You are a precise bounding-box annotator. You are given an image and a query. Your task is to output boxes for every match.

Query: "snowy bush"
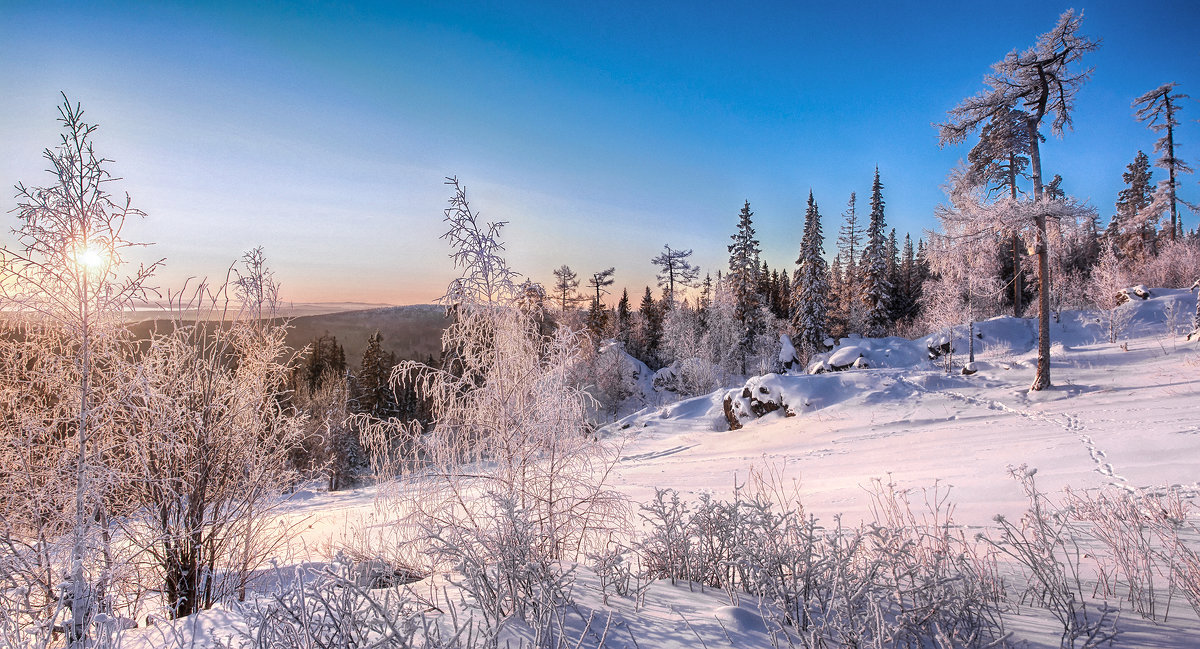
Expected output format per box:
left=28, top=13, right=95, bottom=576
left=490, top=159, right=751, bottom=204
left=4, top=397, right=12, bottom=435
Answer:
left=633, top=474, right=1009, bottom=648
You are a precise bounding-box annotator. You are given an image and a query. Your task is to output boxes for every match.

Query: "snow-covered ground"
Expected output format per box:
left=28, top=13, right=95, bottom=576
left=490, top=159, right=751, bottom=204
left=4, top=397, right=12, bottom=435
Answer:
left=613, top=289, right=1200, bottom=529
left=126, top=288, right=1200, bottom=648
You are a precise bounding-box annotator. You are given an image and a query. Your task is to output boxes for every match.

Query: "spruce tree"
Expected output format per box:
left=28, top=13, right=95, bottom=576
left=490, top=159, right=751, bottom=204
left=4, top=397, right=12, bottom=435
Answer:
left=727, top=201, right=762, bottom=372
left=356, top=330, right=395, bottom=418
left=616, top=288, right=632, bottom=345
left=862, top=167, right=893, bottom=337
left=885, top=228, right=902, bottom=321
left=638, top=286, right=664, bottom=368
left=1112, top=150, right=1156, bottom=258
left=790, top=191, right=829, bottom=358
left=898, top=233, right=921, bottom=322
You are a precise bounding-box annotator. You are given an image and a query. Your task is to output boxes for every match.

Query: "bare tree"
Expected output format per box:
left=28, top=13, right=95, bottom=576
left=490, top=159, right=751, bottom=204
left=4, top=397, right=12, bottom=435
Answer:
left=551, top=264, right=580, bottom=311
left=0, top=94, right=160, bottom=646
left=650, top=245, right=700, bottom=307
left=1134, top=83, right=1193, bottom=241
left=939, top=10, right=1099, bottom=390
left=587, top=267, right=616, bottom=308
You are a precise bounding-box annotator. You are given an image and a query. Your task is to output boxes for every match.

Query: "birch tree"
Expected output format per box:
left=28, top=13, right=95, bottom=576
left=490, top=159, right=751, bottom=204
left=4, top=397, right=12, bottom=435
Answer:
left=938, top=9, right=1099, bottom=390
left=0, top=95, right=160, bottom=646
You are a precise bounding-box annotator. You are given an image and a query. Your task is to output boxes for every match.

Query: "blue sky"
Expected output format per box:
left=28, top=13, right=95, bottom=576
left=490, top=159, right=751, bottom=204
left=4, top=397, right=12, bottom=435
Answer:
left=2, top=1, right=1198, bottom=304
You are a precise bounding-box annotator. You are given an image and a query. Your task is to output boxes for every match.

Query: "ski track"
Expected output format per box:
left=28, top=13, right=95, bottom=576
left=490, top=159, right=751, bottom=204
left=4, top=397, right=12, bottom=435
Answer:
left=892, top=374, right=1131, bottom=490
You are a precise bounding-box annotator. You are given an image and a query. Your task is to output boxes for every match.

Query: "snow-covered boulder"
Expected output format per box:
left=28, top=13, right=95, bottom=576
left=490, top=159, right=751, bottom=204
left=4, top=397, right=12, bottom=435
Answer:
left=1117, top=284, right=1152, bottom=305
left=723, top=374, right=797, bottom=430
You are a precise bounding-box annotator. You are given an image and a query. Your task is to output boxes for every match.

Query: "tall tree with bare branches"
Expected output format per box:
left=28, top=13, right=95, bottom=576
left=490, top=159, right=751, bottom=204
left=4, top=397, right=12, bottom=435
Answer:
left=938, top=9, right=1099, bottom=390
left=1134, top=83, right=1192, bottom=241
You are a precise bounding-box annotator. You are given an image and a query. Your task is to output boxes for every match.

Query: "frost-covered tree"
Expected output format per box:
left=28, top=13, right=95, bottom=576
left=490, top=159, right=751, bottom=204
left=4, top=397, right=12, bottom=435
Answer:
left=835, top=192, right=864, bottom=334
left=1086, top=246, right=1132, bottom=343
left=826, top=254, right=848, bottom=339
left=552, top=264, right=581, bottom=311
left=967, top=104, right=1033, bottom=316
left=365, top=181, right=624, bottom=628
left=926, top=195, right=1004, bottom=366
left=790, top=191, right=829, bottom=359
left=938, top=9, right=1099, bottom=390
left=122, top=255, right=306, bottom=619
left=861, top=167, right=893, bottom=337
left=0, top=95, right=160, bottom=646
left=651, top=244, right=700, bottom=307
left=1134, top=83, right=1192, bottom=241
left=728, top=200, right=763, bottom=373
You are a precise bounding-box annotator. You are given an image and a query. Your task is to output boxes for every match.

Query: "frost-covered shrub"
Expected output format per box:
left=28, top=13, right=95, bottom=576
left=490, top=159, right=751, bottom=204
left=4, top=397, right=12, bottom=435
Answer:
left=987, top=466, right=1118, bottom=648
left=240, top=558, right=491, bottom=649
left=634, top=476, right=1009, bottom=648
left=427, top=493, right=576, bottom=633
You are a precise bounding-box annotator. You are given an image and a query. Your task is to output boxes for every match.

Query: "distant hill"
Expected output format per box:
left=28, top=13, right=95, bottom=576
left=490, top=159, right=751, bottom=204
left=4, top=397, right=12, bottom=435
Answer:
left=286, top=304, right=449, bottom=364
left=123, top=304, right=450, bottom=367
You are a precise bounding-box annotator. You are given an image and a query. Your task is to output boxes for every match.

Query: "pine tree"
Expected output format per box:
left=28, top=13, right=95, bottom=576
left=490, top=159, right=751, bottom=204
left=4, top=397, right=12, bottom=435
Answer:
left=790, top=190, right=829, bottom=358
left=1134, top=83, right=1192, bottom=240
left=967, top=104, right=1034, bottom=317
left=861, top=167, right=893, bottom=337
left=727, top=201, right=762, bottom=372
left=586, top=267, right=615, bottom=338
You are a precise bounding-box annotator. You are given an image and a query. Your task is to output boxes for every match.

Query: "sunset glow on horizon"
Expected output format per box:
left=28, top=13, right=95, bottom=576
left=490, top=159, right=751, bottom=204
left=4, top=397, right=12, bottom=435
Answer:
left=3, top=1, right=1198, bottom=305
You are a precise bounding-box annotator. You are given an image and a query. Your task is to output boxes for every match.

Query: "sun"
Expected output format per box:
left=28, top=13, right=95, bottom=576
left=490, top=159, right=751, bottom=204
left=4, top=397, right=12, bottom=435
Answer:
left=72, top=244, right=109, bottom=272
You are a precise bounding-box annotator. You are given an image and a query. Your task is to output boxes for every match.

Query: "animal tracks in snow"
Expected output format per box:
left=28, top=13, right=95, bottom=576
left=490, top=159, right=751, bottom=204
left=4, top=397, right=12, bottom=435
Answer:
left=893, top=374, right=1129, bottom=489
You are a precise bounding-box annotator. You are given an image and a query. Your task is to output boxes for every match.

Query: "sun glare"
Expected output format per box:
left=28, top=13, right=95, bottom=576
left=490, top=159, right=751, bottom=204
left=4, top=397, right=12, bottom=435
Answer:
left=74, top=245, right=108, bottom=271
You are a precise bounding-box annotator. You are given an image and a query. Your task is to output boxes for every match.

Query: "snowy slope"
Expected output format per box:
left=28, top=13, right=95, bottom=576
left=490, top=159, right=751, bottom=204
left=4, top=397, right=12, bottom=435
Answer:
left=610, top=289, right=1200, bottom=529
left=122, top=289, right=1200, bottom=648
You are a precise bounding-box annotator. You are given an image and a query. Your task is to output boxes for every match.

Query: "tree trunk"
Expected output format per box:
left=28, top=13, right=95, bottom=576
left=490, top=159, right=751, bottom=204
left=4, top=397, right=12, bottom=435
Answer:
left=1028, top=117, right=1052, bottom=391
left=1167, top=113, right=1178, bottom=242
left=1009, top=162, right=1023, bottom=317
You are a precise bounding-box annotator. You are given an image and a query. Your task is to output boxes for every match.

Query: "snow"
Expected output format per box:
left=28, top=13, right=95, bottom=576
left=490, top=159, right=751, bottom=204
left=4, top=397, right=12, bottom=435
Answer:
left=123, top=289, right=1200, bottom=648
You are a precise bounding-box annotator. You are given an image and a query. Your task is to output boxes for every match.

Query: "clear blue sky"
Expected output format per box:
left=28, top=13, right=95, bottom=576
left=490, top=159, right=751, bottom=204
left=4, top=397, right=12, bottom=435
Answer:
left=2, top=1, right=1198, bottom=304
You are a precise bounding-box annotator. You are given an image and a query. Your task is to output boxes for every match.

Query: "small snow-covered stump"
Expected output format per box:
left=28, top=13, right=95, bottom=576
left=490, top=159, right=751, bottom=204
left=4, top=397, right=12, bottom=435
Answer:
left=778, top=334, right=799, bottom=370
left=962, top=361, right=978, bottom=376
